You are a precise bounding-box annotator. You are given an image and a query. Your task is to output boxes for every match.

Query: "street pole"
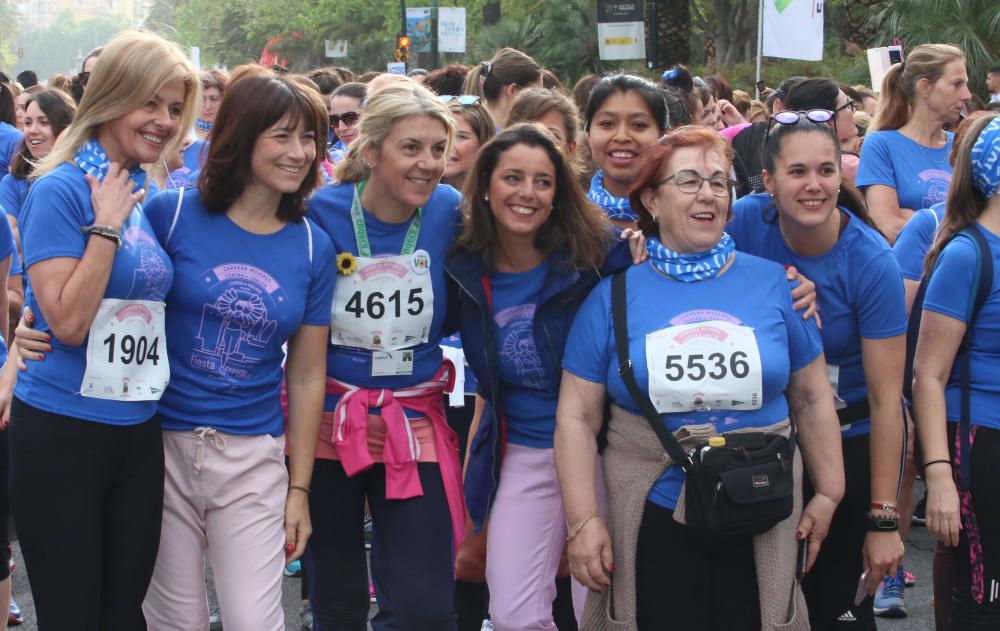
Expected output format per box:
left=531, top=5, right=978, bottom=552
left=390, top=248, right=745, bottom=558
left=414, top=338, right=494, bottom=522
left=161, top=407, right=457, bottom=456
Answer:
left=431, top=0, right=439, bottom=69
left=755, top=0, right=764, bottom=98
left=400, top=0, right=407, bottom=38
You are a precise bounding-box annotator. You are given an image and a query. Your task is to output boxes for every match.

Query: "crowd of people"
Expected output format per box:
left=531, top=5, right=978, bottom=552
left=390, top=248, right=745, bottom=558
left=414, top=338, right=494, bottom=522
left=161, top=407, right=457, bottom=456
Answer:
left=0, top=28, right=995, bottom=631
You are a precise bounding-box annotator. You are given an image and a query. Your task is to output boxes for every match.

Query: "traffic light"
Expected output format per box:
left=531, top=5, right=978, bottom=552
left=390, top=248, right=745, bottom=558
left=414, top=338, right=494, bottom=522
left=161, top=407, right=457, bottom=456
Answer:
left=396, top=35, right=411, bottom=65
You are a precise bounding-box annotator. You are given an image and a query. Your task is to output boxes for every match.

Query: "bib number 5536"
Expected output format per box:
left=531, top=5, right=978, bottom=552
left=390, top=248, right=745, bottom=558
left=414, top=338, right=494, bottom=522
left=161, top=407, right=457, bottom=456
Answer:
left=345, top=288, right=424, bottom=319
left=663, top=351, right=750, bottom=382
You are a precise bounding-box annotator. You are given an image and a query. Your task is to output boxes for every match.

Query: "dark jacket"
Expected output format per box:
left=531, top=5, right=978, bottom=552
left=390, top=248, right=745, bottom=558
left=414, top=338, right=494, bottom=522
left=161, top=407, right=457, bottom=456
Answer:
left=444, top=240, right=631, bottom=531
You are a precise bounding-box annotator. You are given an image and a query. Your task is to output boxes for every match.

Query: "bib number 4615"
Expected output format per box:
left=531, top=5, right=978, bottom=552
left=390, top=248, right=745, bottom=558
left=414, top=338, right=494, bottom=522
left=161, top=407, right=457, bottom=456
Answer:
left=345, top=288, right=424, bottom=319
left=103, top=333, right=161, bottom=366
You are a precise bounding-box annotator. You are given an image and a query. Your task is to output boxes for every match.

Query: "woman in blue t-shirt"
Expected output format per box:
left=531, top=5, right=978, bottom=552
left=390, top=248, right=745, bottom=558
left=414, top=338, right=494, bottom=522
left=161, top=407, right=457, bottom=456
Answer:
left=913, top=113, right=1000, bottom=629
left=731, top=115, right=908, bottom=629
left=584, top=74, right=668, bottom=228
left=304, top=82, right=463, bottom=630
left=857, top=44, right=971, bottom=243
left=558, top=126, right=844, bottom=630
left=3, top=31, right=198, bottom=629
left=0, top=84, right=23, bottom=176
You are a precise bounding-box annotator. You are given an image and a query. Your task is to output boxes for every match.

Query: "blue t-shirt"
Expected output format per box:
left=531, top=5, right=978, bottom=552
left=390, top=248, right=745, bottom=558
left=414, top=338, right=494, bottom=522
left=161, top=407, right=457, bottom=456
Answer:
left=588, top=171, right=635, bottom=222
left=182, top=140, right=207, bottom=171
left=563, top=256, right=822, bottom=508
left=15, top=162, right=174, bottom=425
left=893, top=203, right=946, bottom=281
left=306, top=182, right=461, bottom=412
left=0, top=215, right=16, bottom=365
left=923, top=224, right=1000, bottom=431
left=0, top=174, right=27, bottom=223
left=729, top=194, right=908, bottom=436
left=144, top=188, right=335, bottom=436
left=856, top=130, right=953, bottom=212
left=0, top=123, right=23, bottom=175
left=490, top=260, right=558, bottom=448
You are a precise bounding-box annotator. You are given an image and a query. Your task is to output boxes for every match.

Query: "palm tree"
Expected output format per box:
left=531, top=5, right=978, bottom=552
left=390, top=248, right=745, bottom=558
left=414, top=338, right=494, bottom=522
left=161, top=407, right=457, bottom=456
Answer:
left=872, top=0, right=1000, bottom=98
left=652, top=0, right=691, bottom=69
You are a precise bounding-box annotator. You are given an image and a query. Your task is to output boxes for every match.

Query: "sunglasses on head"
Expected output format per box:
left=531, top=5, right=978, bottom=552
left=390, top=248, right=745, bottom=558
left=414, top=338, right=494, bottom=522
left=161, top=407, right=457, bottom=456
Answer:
left=329, top=111, right=360, bottom=127
left=766, top=109, right=834, bottom=138
left=439, top=95, right=481, bottom=105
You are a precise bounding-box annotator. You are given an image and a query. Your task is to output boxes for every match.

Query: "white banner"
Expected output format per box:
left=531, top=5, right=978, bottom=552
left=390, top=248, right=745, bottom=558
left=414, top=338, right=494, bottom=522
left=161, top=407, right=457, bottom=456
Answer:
left=325, top=40, right=348, bottom=58
left=762, top=0, right=824, bottom=62
left=438, top=7, right=466, bottom=53
left=597, top=22, right=645, bottom=60
left=387, top=62, right=407, bottom=76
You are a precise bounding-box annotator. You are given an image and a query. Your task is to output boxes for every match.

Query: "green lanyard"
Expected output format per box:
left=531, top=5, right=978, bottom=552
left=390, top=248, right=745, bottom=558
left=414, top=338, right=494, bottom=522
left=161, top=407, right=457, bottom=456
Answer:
left=350, top=180, right=422, bottom=258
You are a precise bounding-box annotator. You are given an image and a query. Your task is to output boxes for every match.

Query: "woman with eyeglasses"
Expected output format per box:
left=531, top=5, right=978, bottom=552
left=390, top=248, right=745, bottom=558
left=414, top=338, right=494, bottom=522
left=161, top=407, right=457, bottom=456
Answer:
left=857, top=44, right=972, bottom=243
left=557, top=125, right=843, bottom=630
left=784, top=79, right=860, bottom=183
left=730, top=113, right=907, bottom=630
left=329, top=82, right=366, bottom=155
left=584, top=74, right=669, bottom=228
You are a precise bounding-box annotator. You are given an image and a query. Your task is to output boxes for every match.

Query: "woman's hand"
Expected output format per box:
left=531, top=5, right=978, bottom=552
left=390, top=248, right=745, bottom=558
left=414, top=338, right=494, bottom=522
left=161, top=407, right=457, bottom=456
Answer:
left=863, top=529, right=904, bottom=593
left=14, top=307, right=50, bottom=371
left=717, top=99, right=746, bottom=127
left=620, top=228, right=648, bottom=264
left=925, top=464, right=962, bottom=547
left=787, top=266, right=821, bottom=328
left=87, top=163, right=145, bottom=231
left=567, top=517, right=613, bottom=592
left=796, top=492, right=838, bottom=572
left=284, top=488, right=312, bottom=564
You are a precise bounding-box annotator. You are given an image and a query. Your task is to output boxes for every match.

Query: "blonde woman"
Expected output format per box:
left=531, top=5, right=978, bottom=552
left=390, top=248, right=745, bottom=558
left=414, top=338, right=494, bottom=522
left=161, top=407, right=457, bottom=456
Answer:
left=6, top=30, right=198, bottom=629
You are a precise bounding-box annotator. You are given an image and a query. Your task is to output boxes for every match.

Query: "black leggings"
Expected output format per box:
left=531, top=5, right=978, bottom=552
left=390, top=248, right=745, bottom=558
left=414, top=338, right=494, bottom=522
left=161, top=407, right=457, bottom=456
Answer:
left=947, top=423, right=1000, bottom=630
left=8, top=398, right=164, bottom=630
left=802, top=432, right=876, bottom=631
left=636, top=500, right=760, bottom=631
left=305, top=458, right=456, bottom=631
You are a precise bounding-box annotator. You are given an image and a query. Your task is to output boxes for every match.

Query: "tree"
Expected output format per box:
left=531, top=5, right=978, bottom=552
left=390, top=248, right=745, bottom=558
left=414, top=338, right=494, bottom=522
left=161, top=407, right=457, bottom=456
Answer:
left=691, top=0, right=757, bottom=69
left=872, top=0, right=1000, bottom=98
left=651, top=0, right=692, bottom=69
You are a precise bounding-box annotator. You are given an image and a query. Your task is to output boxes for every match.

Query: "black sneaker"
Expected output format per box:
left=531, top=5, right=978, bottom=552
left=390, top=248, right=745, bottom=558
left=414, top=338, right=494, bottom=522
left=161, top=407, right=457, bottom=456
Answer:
left=912, top=493, right=927, bottom=527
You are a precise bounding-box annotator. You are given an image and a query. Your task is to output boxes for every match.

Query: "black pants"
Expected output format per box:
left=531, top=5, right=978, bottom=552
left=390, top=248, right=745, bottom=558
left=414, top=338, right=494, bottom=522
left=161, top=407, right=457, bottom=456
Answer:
left=947, top=424, right=1000, bottom=630
left=0, top=421, right=11, bottom=581
left=9, top=398, right=164, bottom=630
left=636, top=500, right=760, bottom=631
left=802, top=432, right=876, bottom=630
left=305, top=458, right=456, bottom=631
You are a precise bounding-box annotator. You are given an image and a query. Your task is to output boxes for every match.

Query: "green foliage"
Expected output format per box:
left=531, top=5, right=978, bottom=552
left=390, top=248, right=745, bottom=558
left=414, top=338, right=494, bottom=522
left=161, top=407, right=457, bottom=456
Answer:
left=871, top=0, right=999, bottom=98
left=689, top=55, right=873, bottom=94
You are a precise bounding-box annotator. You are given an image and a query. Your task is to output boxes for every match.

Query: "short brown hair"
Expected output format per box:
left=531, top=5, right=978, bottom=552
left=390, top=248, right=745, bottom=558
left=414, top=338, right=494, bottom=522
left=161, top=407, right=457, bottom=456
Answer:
left=629, top=126, right=734, bottom=237
left=455, top=123, right=611, bottom=271
left=199, top=72, right=328, bottom=222
left=506, top=88, right=579, bottom=145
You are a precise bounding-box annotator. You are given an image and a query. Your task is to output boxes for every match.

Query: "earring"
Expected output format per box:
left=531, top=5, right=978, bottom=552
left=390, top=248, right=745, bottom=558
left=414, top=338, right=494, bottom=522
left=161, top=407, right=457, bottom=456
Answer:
left=652, top=213, right=659, bottom=223
left=484, top=194, right=490, bottom=202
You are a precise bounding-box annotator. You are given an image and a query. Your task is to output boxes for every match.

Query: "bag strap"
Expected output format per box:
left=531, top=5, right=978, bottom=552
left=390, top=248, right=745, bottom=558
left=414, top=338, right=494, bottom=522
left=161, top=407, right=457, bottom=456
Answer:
left=165, top=187, right=184, bottom=246
left=611, top=271, right=695, bottom=471
left=957, top=224, right=992, bottom=490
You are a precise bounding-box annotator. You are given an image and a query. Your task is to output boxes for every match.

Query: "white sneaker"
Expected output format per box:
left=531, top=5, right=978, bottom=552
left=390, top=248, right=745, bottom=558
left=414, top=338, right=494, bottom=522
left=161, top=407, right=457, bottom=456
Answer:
left=481, top=619, right=494, bottom=631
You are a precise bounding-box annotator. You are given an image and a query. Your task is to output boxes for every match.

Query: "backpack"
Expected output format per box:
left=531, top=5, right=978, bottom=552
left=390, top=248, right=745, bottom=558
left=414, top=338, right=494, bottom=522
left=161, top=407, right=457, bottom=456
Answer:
left=904, top=224, right=993, bottom=490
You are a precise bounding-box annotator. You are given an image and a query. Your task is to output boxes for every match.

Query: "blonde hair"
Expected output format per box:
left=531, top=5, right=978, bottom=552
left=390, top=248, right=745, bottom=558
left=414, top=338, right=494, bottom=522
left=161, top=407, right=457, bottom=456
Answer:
left=872, top=43, right=965, bottom=132
left=333, top=82, right=456, bottom=183
left=35, top=30, right=199, bottom=179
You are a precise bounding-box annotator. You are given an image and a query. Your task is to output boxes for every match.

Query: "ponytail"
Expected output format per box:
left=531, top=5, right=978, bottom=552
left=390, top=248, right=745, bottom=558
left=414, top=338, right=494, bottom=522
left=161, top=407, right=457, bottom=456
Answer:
left=871, top=63, right=910, bottom=132
left=871, top=43, right=965, bottom=133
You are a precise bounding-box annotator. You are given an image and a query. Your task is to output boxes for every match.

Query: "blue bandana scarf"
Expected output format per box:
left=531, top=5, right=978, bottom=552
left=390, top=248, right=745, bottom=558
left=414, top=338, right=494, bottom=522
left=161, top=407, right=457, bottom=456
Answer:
left=971, top=117, right=1000, bottom=200
left=195, top=118, right=213, bottom=133
left=588, top=170, right=638, bottom=222
left=645, top=233, right=736, bottom=282
left=73, top=138, right=147, bottom=191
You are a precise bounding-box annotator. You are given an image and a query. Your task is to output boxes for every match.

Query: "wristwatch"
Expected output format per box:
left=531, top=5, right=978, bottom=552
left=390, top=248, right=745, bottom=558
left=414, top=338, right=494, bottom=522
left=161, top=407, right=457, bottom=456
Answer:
left=866, top=512, right=900, bottom=532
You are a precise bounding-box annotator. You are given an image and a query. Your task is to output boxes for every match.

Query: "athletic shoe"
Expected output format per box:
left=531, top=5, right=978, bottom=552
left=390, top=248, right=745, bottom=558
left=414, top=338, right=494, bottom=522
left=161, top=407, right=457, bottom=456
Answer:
left=369, top=579, right=377, bottom=603
left=912, top=494, right=927, bottom=526
left=364, top=512, right=373, bottom=550
left=208, top=605, right=223, bottom=631
left=7, top=598, right=23, bottom=626
left=873, top=571, right=908, bottom=618
left=299, top=602, right=314, bottom=630
left=284, top=559, right=303, bottom=577
left=903, top=569, right=916, bottom=587
left=481, top=620, right=495, bottom=631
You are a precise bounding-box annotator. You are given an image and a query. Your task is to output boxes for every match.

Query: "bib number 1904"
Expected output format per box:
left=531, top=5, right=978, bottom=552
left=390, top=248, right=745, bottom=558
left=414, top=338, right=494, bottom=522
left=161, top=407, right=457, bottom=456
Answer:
left=103, top=333, right=161, bottom=366
left=345, top=288, right=424, bottom=320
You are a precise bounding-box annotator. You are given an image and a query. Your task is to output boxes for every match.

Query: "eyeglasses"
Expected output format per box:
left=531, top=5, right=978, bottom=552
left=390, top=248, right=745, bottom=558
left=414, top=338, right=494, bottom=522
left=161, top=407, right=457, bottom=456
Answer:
left=78, top=71, right=90, bottom=87
left=439, top=95, right=481, bottom=105
left=834, top=100, right=856, bottom=114
left=655, top=170, right=733, bottom=197
left=329, top=111, right=360, bottom=127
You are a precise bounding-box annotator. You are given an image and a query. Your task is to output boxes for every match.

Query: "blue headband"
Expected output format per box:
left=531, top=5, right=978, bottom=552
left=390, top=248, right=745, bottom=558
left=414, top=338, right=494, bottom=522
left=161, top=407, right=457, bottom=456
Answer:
left=661, top=68, right=679, bottom=82
left=971, top=117, right=1000, bottom=200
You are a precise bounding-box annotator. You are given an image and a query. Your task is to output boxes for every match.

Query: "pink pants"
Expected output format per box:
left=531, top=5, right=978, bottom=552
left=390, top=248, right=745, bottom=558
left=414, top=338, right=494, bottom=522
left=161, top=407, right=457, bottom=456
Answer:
left=486, top=443, right=602, bottom=631
left=143, top=429, right=288, bottom=631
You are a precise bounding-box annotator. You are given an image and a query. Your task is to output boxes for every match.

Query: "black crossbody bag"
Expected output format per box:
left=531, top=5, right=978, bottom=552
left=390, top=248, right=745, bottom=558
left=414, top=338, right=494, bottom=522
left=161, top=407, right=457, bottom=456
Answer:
left=611, top=271, right=795, bottom=537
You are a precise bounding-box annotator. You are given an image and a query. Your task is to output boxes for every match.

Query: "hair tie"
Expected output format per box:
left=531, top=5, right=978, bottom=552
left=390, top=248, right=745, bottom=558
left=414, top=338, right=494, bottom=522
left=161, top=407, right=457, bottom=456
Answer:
left=971, top=116, right=1000, bottom=200
left=661, top=68, right=679, bottom=82
left=481, top=61, right=492, bottom=77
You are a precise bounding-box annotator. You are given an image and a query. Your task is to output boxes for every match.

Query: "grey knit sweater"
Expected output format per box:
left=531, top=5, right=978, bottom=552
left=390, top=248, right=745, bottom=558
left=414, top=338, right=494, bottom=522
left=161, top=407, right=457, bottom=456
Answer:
left=579, top=405, right=810, bottom=631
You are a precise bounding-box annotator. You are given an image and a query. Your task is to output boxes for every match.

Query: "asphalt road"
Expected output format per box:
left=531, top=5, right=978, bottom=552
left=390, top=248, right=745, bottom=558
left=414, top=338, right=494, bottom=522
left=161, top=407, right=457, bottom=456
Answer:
left=7, top=507, right=937, bottom=630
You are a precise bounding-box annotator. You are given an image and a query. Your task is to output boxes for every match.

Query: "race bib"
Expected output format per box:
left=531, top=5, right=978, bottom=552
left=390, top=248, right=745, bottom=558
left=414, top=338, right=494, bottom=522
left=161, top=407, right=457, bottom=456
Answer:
left=645, top=320, right=763, bottom=413
left=82, top=299, right=169, bottom=401
left=330, top=250, right=434, bottom=356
